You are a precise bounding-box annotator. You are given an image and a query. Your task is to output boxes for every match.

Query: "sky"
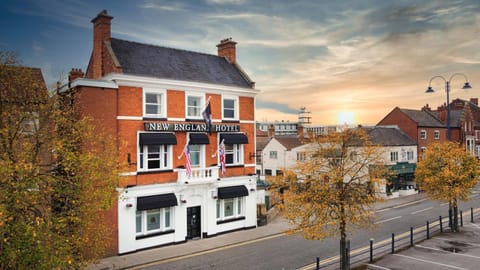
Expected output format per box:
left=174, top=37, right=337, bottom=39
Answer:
left=1, top=0, right=479, bottom=125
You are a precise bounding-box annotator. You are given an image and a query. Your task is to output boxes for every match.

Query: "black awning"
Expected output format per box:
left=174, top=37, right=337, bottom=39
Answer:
left=220, top=133, right=248, bottom=144
left=139, top=133, right=177, bottom=145
left=189, top=133, right=209, bottom=145
left=218, top=185, right=249, bottom=199
left=137, top=193, right=178, bottom=211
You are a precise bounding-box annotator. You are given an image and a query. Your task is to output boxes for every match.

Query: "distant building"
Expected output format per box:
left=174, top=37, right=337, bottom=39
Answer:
left=425, top=98, right=480, bottom=157
left=362, top=126, right=418, bottom=195
left=377, top=107, right=446, bottom=156
left=256, top=107, right=341, bottom=137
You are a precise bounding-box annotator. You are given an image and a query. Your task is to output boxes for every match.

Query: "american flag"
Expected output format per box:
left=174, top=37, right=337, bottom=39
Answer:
left=184, top=144, right=192, bottom=176
left=219, top=140, right=226, bottom=175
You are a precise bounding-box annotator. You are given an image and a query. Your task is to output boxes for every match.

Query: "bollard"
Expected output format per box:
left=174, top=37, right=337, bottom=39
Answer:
left=410, top=227, right=413, bottom=247
left=449, top=208, right=453, bottom=229
left=316, top=257, right=320, bottom=270
left=370, top=239, right=374, bottom=263
left=347, top=240, right=350, bottom=270
left=427, top=221, right=430, bottom=239
left=471, top=208, right=474, bottom=223
left=461, top=210, right=463, bottom=227
left=391, top=233, right=395, bottom=254
left=439, top=216, right=443, bottom=232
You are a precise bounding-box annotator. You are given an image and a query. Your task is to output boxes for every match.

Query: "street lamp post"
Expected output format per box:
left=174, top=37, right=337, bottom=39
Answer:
left=426, top=73, right=472, bottom=232
left=426, top=73, right=472, bottom=140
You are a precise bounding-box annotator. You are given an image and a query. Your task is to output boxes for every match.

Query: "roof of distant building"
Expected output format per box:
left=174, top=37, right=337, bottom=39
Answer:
left=400, top=108, right=444, bottom=127
left=365, top=126, right=417, bottom=146
left=274, top=136, right=304, bottom=150
left=256, top=136, right=271, bottom=151
left=109, top=38, right=253, bottom=88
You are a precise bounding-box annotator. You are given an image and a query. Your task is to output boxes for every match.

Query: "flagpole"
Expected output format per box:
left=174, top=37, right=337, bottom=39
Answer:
left=211, top=139, right=224, bottom=158
left=202, top=96, right=211, bottom=111
left=178, top=137, right=190, bottom=159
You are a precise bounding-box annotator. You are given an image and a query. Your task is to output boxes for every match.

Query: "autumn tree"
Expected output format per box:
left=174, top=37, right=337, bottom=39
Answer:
left=0, top=51, right=120, bottom=269
left=415, top=141, right=480, bottom=232
left=273, top=128, right=387, bottom=270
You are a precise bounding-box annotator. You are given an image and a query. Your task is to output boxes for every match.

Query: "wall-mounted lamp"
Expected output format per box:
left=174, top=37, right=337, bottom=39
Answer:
left=126, top=203, right=133, bottom=208
left=184, top=181, right=189, bottom=184
left=211, top=190, right=218, bottom=199
left=127, top=153, right=137, bottom=166
left=179, top=195, right=187, bottom=203
left=250, top=188, right=255, bottom=192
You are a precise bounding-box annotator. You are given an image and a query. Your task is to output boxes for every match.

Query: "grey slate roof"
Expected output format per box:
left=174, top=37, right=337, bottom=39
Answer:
left=109, top=38, right=253, bottom=88
left=365, top=126, right=417, bottom=146
left=400, top=108, right=445, bottom=127
left=274, top=136, right=304, bottom=150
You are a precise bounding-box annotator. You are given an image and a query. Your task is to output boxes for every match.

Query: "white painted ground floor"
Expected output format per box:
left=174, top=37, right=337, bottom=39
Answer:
left=117, top=176, right=257, bottom=254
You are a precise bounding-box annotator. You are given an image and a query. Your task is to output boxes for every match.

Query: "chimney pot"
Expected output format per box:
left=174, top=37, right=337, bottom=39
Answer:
left=69, top=68, right=84, bottom=82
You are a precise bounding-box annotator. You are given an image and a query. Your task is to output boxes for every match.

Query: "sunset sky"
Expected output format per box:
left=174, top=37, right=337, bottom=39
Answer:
left=1, top=0, right=479, bottom=125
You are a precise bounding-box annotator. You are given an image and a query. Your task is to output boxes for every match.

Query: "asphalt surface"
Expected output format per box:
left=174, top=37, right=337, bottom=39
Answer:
left=88, top=191, right=480, bottom=270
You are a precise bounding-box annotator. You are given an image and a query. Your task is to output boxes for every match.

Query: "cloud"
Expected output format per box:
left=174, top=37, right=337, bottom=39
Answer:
left=206, top=0, right=246, bottom=5
left=256, top=100, right=298, bottom=115
left=139, top=2, right=187, bottom=12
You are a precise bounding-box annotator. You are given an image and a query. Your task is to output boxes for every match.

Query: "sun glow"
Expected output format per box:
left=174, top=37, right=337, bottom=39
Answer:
left=337, top=111, right=355, bottom=125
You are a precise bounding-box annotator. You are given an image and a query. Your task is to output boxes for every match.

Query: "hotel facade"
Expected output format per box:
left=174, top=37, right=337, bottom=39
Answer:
left=61, top=10, right=259, bottom=255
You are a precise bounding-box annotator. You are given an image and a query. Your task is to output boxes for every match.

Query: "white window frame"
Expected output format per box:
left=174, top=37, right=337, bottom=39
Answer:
left=185, top=93, right=204, bottom=119
left=143, top=88, right=166, bottom=118
left=390, top=151, right=398, bottom=162
left=407, top=150, right=414, bottom=161
left=222, top=95, right=239, bottom=120
left=188, top=143, right=205, bottom=168
left=269, top=151, right=278, bottom=159
left=420, top=130, right=427, bottom=140
left=138, top=144, right=173, bottom=171
left=434, top=130, right=440, bottom=140
left=216, top=197, right=244, bottom=221
left=136, top=207, right=174, bottom=236
left=224, top=143, right=244, bottom=165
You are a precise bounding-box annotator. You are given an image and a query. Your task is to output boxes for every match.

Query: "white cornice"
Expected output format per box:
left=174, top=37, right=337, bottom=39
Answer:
left=103, top=73, right=260, bottom=96
left=58, top=78, right=118, bottom=93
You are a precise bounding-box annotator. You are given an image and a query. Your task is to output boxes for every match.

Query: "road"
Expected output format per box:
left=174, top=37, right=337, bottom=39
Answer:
left=137, top=189, right=480, bottom=270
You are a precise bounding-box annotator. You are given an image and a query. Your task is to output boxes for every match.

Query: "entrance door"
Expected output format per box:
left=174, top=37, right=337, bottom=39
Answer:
left=187, top=206, right=201, bottom=239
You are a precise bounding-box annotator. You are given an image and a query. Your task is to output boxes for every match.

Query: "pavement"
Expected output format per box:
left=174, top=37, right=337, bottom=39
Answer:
left=88, top=193, right=429, bottom=270
left=365, top=222, right=480, bottom=270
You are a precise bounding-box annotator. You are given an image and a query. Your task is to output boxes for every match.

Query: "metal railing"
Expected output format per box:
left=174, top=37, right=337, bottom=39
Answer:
left=301, top=207, right=480, bottom=270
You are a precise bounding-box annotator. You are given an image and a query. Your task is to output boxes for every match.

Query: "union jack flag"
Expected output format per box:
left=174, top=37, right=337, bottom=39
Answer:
left=219, top=140, right=226, bottom=175
left=184, top=144, right=192, bottom=176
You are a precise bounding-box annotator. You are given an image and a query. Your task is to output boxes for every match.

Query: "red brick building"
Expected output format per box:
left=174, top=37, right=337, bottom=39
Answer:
left=428, top=98, right=480, bottom=156
left=60, top=10, right=259, bottom=255
left=377, top=107, right=447, bottom=155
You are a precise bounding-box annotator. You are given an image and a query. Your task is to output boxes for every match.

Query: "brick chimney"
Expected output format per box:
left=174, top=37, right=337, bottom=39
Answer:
left=217, top=38, right=237, bottom=64
left=470, top=98, right=478, bottom=106
left=267, top=124, right=275, bottom=138
left=68, top=68, right=84, bottom=83
left=297, top=124, right=304, bottom=138
left=90, top=10, right=113, bottom=79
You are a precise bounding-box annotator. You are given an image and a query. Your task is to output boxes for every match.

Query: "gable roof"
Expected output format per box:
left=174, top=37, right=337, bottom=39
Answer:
left=274, top=136, right=304, bottom=150
left=256, top=136, right=271, bottom=151
left=0, top=66, right=48, bottom=104
left=365, top=126, right=417, bottom=146
left=109, top=38, right=253, bottom=88
left=399, top=108, right=445, bottom=127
